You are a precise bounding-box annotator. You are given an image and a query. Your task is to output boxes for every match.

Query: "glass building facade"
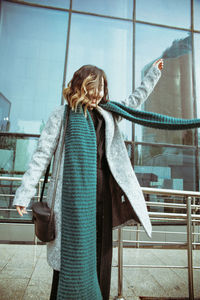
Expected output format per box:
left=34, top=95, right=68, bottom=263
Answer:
left=0, top=0, right=200, bottom=222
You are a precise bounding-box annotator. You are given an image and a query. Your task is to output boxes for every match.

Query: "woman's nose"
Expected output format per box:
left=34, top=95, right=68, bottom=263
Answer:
left=89, top=88, right=100, bottom=99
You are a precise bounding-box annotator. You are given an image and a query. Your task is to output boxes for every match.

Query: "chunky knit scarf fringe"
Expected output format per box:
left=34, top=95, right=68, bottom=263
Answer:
left=57, top=102, right=200, bottom=299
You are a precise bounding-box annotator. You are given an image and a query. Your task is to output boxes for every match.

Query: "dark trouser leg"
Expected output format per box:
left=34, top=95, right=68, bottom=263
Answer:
left=96, top=168, right=113, bottom=300
left=49, top=270, right=59, bottom=300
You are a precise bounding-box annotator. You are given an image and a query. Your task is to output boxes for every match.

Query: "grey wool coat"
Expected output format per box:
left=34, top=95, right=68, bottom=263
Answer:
left=13, top=65, right=161, bottom=271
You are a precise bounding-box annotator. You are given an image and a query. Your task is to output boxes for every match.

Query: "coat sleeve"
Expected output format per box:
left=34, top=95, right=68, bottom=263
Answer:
left=122, top=65, right=161, bottom=108
left=12, top=106, right=64, bottom=208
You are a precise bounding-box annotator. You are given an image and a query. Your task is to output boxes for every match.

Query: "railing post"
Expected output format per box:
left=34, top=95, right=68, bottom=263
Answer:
left=114, top=228, right=126, bottom=300
left=34, top=181, right=41, bottom=245
left=136, top=223, right=140, bottom=248
left=192, top=197, right=197, bottom=250
left=186, top=196, right=194, bottom=300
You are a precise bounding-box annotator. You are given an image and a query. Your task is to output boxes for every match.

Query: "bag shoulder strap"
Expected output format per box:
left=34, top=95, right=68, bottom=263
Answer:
left=39, top=163, right=50, bottom=202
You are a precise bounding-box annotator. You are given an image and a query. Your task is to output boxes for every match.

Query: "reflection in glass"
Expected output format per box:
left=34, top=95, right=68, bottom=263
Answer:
left=132, top=142, right=196, bottom=216
left=0, top=134, right=39, bottom=222
left=136, top=0, right=190, bottom=29
left=194, top=34, right=200, bottom=146
left=72, top=0, right=133, bottom=19
left=67, top=14, right=133, bottom=139
left=15, top=0, right=70, bottom=9
left=135, top=24, right=194, bottom=145
left=0, top=1, right=68, bottom=133
left=0, top=93, right=11, bottom=131
left=134, top=143, right=196, bottom=191
left=0, top=135, right=39, bottom=175
left=194, top=0, right=200, bottom=30
left=195, top=35, right=200, bottom=114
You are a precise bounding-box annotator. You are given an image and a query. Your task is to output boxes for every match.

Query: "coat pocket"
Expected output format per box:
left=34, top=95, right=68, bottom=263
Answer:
left=109, top=174, right=140, bottom=228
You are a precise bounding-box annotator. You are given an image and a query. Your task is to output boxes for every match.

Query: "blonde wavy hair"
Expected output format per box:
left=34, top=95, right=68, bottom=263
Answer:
left=63, top=65, right=109, bottom=115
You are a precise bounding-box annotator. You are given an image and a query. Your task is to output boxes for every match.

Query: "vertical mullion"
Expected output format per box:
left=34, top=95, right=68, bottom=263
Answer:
left=131, top=0, right=136, bottom=167
left=61, top=0, right=72, bottom=104
left=191, top=0, right=199, bottom=191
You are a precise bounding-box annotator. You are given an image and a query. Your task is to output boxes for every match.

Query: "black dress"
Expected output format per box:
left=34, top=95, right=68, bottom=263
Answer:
left=49, top=109, right=113, bottom=300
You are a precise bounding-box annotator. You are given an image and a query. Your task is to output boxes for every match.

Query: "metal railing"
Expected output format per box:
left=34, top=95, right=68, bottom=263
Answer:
left=0, top=177, right=200, bottom=299
left=0, top=176, right=48, bottom=233
left=114, top=187, right=200, bottom=300
left=0, top=176, right=45, bottom=198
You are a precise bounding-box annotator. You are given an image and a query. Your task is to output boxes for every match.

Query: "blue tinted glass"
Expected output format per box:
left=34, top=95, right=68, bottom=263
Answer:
left=0, top=1, right=68, bottom=134
left=66, top=14, right=133, bottom=140
left=195, top=34, right=200, bottom=118
left=135, top=144, right=196, bottom=191
left=0, top=134, right=39, bottom=221
left=72, top=0, right=133, bottom=19
left=135, top=24, right=194, bottom=145
left=194, top=0, right=200, bottom=30
left=15, top=0, right=70, bottom=9
left=0, top=135, right=38, bottom=174
left=0, top=94, right=11, bottom=131
left=194, top=34, right=200, bottom=145
left=136, top=0, right=190, bottom=29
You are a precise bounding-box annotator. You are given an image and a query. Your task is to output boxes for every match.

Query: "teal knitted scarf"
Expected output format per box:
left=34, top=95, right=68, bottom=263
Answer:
left=57, top=101, right=200, bottom=299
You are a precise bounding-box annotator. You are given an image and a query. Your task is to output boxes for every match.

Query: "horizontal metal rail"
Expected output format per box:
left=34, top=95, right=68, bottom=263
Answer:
left=123, top=240, right=187, bottom=245
left=147, top=202, right=200, bottom=209
left=122, top=228, right=200, bottom=236
left=0, top=177, right=45, bottom=222
left=113, top=264, right=200, bottom=270
left=123, top=228, right=187, bottom=234
left=0, top=176, right=46, bottom=182
left=0, top=177, right=198, bottom=197
left=142, top=187, right=200, bottom=197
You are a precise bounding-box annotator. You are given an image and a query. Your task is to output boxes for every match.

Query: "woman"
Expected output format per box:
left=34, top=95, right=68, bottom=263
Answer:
left=13, top=59, right=163, bottom=300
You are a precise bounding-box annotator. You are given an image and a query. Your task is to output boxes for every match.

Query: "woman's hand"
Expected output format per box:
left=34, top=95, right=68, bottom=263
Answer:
left=16, top=206, right=27, bottom=216
left=153, top=58, right=164, bottom=70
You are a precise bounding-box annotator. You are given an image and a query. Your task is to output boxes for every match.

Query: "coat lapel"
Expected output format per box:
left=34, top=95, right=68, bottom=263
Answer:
left=97, top=107, right=152, bottom=237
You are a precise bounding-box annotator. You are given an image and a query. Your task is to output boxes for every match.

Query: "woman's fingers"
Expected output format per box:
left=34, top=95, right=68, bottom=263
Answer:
left=16, top=206, right=23, bottom=216
left=16, top=206, right=27, bottom=216
left=22, top=207, right=28, bottom=214
left=153, top=58, right=164, bottom=70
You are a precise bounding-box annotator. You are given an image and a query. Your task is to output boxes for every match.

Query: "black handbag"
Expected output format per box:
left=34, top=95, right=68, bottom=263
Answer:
left=32, top=106, right=69, bottom=242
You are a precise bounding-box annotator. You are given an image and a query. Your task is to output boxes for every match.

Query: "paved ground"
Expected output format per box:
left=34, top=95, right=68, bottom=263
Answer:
left=0, top=244, right=199, bottom=300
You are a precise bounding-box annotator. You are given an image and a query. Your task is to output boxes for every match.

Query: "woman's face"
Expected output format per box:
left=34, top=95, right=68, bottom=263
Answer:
left=87, top=77, right=104, bottom=110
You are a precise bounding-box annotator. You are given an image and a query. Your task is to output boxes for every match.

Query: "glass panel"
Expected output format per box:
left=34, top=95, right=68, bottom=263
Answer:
left=198, top=149, right=200, bottom=188
left=67, top=14, right=133, bottom=140
left=0, top=93, right=11, bottom=131
left=136, top=0, right=191, bottom=29
left=72, top=0, right=133, bottom=19
left=129, top=142, right=196, bottom=217
left=135, top=23, right=194, bottom=145
left=194, top=0, right=200, bottom=30
left=0, top=1, right=68, bottom=134
left=0, top=134, right=53, bottom=222
left=0, top=178, right=33, bottom=222
left=15, top=0, right=70, bottom=9
left=194, top=34, right=200, bottom=146
left=0, top=135, right=39, bottom=175
left=134, top=143, right=196, bottom=191
left=0, top=134, right=39, bottom=222
left=0, top=177, right=48, bottom=222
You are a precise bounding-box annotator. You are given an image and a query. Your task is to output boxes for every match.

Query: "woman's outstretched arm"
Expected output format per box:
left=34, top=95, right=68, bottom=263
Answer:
left=122, top=58, right=164, bottom=108
left=13, top=106, right=64, bottom=216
